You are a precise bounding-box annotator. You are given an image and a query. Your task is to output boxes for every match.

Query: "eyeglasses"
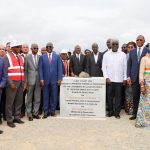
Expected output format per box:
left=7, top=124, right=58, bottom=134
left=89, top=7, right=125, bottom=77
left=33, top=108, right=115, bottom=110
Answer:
left=46, top=46, right=52, bottom=48
left=112, top=43, right=118, bottom=46
left=128, top=46, right=134, bottom=49
left=122, top=47, right=126, bottom=49
left=33, top=48, right=38, bottom=50
left=136, top=39, right=143, bottom=41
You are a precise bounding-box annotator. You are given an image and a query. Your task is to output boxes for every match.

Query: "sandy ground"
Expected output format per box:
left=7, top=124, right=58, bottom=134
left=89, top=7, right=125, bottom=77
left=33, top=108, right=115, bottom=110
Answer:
left=0, top=111, right=150, bottom=150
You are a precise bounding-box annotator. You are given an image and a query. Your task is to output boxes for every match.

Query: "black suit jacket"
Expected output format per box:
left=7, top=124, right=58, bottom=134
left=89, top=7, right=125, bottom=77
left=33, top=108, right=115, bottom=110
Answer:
left=86, top=52, right=103, bottom=77
left=69, top=54, right=86, bottom=76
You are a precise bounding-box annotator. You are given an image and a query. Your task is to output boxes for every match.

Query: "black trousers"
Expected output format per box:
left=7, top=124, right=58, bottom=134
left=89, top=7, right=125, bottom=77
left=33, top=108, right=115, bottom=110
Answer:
left=107, top=82, right=123, bottom=114
left=0, top=88, right=6, bottom=119
left=131, top=79, right=140, bottom=116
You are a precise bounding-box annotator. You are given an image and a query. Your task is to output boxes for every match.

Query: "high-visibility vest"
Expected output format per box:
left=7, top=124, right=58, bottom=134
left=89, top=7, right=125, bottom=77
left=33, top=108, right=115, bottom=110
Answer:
left=7, top=52, right=25, bottom=81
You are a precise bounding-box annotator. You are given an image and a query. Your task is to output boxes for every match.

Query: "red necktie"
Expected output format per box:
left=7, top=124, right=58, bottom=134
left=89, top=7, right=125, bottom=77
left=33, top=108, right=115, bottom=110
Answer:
left=49, top=53, right=51, bottom=63
left=63, top=60, right=68, bottom=76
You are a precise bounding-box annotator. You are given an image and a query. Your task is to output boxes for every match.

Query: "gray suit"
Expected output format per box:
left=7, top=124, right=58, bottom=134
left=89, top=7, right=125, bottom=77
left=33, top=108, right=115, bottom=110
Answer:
left=25, top=54, right=41, bottom=117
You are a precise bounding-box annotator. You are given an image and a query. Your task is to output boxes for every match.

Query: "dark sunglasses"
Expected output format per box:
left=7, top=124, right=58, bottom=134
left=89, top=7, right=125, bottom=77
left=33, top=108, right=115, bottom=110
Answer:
left=46, top=46, right=52, bottom=48
left=33, top=48, right=38, bottom=50
left=112, top=43, right=118, bottom=46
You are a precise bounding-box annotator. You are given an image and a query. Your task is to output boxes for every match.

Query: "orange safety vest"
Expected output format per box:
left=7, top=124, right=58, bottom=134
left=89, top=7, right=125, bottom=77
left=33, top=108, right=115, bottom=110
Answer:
left=7, top=53, right=25, bottom=81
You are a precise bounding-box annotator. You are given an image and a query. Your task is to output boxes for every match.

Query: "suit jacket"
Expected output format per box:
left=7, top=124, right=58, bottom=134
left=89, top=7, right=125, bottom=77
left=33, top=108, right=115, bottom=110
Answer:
left=127, top=47, right=148, bottom=83
left=86, top=52, right=103, bottom=77
left=25, top=54, right=40, bottom=85
left=69, top=54, right=86, bottom=76
left=0, top=57, right=6, bottom=88
left=39, top=52, right=63, bottom=85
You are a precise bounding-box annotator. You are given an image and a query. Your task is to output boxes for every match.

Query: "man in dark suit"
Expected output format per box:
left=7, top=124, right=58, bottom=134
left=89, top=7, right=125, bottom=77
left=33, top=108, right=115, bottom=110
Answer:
left=39, top=42, right=62, bottom=118
left=86, top=43, right=103, bottom=77
left=69, top=45, right=86, bottom=76
left=127, top=35, right=148, bottom=120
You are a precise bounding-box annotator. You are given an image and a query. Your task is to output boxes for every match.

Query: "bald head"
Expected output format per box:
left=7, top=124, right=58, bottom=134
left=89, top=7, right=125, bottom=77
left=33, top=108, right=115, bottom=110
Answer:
left=41, top=47, right=46, bottom=55
left=31, top=43, right=38, bottom=55
left=106, top=38, right=112, bottom=49
left=46, top=42, right=53, bottom=53
left=22, top=43, right=29, bottom=54
left=92, top=43, right=99, bottom=54
left=136, top=35, right=145, bottom=47
left=74, top=45, right=81, bottom=54
left=111, top=39, right=119, bottom=52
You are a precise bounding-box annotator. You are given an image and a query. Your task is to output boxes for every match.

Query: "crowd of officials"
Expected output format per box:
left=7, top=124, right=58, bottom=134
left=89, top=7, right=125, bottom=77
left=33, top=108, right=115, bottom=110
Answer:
left=0, top=34, right=150, bottom=134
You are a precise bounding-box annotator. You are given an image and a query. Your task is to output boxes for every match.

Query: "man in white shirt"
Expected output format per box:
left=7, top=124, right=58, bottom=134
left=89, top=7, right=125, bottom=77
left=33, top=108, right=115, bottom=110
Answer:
left=102, top=39, right=127, bottom=119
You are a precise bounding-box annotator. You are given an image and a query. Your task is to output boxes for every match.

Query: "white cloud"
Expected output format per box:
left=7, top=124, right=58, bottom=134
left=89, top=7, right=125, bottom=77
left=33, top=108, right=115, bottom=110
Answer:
left=0, top=0, right=150, bottom=52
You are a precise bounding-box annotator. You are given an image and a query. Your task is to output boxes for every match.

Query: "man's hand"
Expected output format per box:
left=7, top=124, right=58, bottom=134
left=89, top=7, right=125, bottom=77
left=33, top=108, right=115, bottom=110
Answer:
left=40, top=80, right=44, bottom=88
left=123, top=80, right=127, bottom=86
left=23, top=82, right=28, bottom=91
left=57, top=80, right=61, bottom=86
left=140, top=85, right=145, bottom=95
left=127, top=79, right=132, bottom=85
left=71, top=72, right=75, bottom=77
left=106, top=78, right=111, bottom=85
left=10, top=83, right=17, bottom=92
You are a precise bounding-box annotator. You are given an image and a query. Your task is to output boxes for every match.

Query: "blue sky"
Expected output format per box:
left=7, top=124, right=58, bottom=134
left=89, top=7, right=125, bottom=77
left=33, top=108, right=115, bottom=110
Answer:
left=0, top=0, right=150, bottom=52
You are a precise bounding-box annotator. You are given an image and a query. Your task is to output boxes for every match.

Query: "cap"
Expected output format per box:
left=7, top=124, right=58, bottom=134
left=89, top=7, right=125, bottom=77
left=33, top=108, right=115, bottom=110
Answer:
left=60, top=49, right=68, bottom=54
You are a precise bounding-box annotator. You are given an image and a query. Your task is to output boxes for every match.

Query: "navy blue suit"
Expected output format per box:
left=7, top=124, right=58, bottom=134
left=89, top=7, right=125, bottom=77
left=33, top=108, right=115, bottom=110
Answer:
left=39, top=52, right=63, bottom=114
left=0, top=57, right=6, bottom=98
left=127, top=47, right=148, bottom=115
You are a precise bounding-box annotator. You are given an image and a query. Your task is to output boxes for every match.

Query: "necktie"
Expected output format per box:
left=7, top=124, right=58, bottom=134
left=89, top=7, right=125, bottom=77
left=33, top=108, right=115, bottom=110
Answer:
left=48, top=53, right=51, bottom=63
left=63, top=60, right=68, bottom=76
left=77, top=54, right=80, bottom=62
left=137, top=48, right=141, bottom=62
left=34, top=55, right=37, bottom=67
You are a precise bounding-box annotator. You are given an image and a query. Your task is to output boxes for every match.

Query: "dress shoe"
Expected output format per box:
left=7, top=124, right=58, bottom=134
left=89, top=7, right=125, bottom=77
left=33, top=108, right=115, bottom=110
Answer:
left=20, top=112, right=25, bottom=118
left=115, top=114, right=120, bottom=119
left=0, top=130, right=3, bottom=134
left=107, top=112, right=114, bottom=117
left=42, top=114, right=48, bottom=119
left=129, top=115, right=136, bottom=120
left=7, top=122, right=16, bottom=128
left=13, top=119, right=24, bottom=124
left=50, top=112, right=56, bottom=117
left=28, top=117, right=33, bottom=121
left=38, top=111, right=42, bottom=115
left=47, top=112, right=50, bottom=116
left=33, top=115, right=41, bottom=119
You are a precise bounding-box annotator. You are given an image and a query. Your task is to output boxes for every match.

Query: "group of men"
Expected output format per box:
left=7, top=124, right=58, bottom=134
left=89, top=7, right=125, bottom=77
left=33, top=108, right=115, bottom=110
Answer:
left=0, top=34, right=148, bottom=134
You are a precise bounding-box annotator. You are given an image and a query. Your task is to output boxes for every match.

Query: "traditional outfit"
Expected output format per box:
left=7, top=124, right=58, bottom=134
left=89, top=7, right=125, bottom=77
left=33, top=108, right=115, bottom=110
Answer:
left=136, top=55, right=150, bottom=128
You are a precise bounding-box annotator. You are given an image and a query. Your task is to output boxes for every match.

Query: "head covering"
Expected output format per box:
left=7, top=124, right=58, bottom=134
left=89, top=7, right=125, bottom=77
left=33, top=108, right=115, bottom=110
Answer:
left=60, top=49, right=68, bottom=54
left=11, top=41, right=22, bottom=48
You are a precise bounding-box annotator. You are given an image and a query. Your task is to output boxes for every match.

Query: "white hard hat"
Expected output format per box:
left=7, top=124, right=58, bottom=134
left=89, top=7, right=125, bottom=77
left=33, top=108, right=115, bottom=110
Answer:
left=11, top=41, right=22, bottom=48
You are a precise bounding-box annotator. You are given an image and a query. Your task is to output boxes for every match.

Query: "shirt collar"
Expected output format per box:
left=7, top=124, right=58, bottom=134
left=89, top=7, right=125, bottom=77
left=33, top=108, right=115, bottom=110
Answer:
left=137, top=46, right=144, bottom=50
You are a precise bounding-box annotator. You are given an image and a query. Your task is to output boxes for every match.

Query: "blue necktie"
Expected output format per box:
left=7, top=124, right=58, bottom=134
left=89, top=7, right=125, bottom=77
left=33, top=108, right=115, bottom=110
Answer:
left=137, top=48, right=141, bottom=62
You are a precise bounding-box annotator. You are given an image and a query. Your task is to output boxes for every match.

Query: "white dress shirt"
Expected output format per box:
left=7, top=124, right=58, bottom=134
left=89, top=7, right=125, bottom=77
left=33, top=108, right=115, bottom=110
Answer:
left=102, top=50, right=127, bottom=82
left=93, top=52, right=99, bottom=64
left=32, top=54, right=38, bottom=65
left=76, top=53, right=80, bottom=61
left=137, top=46, right=144, bottom=56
